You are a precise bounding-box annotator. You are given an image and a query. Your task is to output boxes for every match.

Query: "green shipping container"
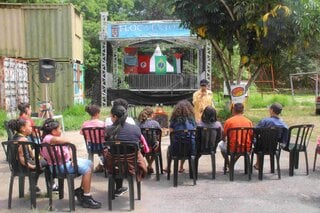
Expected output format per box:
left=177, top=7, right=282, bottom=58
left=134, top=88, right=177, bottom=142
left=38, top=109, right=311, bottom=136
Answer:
left=28, top=60, right=84, bottom=111
left=0, top=3, right=83, bottom=61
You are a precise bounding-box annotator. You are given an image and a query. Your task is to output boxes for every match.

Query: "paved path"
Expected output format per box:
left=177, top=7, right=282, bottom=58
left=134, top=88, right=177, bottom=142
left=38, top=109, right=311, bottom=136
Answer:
left=0, top=131, right=320, bottom=212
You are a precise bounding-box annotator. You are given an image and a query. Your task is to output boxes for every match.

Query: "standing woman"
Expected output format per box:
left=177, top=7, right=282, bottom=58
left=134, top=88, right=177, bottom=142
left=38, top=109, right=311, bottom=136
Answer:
left=166, top=100, right=196, bottom=173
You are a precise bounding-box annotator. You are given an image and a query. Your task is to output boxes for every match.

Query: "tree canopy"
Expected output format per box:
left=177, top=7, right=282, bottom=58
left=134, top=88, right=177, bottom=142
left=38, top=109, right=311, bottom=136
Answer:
left=170, top=0, right=320, bottom=94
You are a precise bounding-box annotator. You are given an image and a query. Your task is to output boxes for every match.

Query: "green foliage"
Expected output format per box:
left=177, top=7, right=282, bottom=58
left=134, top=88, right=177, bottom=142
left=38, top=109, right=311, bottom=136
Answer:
left=62, top=104, right=88, bottom=131
left=0, top=110, right=7, bottom=137
left=62, top=104, right=86, bottom=117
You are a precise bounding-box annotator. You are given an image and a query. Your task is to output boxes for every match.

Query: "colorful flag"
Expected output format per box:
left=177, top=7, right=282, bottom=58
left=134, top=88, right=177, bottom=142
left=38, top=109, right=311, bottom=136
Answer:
left=138, top=55, right=150, bottom=74
left=155, top=56, right=167, bottom=74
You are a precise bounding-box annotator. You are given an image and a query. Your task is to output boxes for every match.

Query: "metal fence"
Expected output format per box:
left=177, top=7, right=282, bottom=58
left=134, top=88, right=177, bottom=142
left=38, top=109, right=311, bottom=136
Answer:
left=124, top=74, right=198, bottom=91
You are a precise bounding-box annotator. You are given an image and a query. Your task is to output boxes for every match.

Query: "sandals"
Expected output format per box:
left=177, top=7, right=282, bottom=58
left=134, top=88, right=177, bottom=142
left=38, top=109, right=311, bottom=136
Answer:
left=178, top=168, right=185, bottom=173
left=162, top=168, right=185, bottom=173
left=147, top=167, right=154, bottom=174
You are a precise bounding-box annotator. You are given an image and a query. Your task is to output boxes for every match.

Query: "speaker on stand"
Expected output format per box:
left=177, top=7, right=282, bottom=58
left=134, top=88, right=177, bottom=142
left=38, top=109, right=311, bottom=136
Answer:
left=39, top=58, right=56, bottom=118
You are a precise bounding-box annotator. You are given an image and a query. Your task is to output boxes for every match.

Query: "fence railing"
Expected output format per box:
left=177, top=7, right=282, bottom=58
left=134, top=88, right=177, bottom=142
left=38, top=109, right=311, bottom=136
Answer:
left=124, top=74, right=198, bottom=91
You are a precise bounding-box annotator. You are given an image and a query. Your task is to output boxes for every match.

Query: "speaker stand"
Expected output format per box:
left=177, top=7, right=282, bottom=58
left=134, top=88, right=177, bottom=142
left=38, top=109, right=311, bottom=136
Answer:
left=41, top=83, right=52, bottom=119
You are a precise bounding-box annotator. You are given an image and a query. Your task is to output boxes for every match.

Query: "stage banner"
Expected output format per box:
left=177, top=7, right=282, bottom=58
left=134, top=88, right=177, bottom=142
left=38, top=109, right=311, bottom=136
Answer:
left=138, top=55, right=150, bottom=74
left=124, top=47, right=138, bottom=74
left=107, top=21, right=191, bottom=39
left=155, top=56, right=167, bottom=75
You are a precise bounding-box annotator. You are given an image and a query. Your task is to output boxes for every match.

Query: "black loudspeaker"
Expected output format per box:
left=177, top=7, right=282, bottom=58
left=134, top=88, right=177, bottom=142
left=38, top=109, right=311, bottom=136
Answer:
left=39, top=58, right=56, bottom=83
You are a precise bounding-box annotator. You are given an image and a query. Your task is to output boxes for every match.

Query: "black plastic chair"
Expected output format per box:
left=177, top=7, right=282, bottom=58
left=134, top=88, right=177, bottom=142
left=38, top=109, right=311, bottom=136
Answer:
left=82, top=127, right=106, bottom=177
left=40, top=142, right=79, bottom=211
left=251, top=127, right=281, bottom=180
left=225, top=127, right=254, bottom=181
left=313, top=143, right=320, bottom=171
left=4, top=121, right=14, bottom=140
left=82, top=127, right=105, bottom=162
left=195, top=127, right=220, bottom=179
left=30, top=126, right=43, bottom=144
left=167, top=129, right=196, bottom=187
left=104, top=140, right=141, bottom=211
left=2, top=140, right=45, bottom=209
left=140, top=128, right=163, bottom=180
left=280, top=124, right=314, bottom=176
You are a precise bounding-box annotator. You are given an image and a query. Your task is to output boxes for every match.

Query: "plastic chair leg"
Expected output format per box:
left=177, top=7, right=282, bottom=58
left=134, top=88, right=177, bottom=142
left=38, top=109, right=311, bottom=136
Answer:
left=244, top=155, right=248, bottom=174
left=211, top=152, right=216, bottom=180
left=229, top=154, right=235, bottom=181
left=155, top=154, right=160, bottom=181
left=191, top=156, right=196, bottom=185
left=137, top=180, right=141, bottom=200
left=66, top=175, right=75, bottom=211
left=8, top=174, right=15, bottom=209
left=173, top=158, right=179, bottom=187
left=167, top=157, right=172, bottom=180
left=246, top=153, right=251, bottom=181
left=276, top=152, right=281, bottom=179
left=294, top=151, right=299, bottom=169
left=313, top=147, right=318, bottom=172
left=304, top=150, right=309, bottom=175
left=19, top=176, right=25, bottom=198
left=194, top=156, right=199, bottom=180
left=258, top=154, right=264, bottom=181
left=48, top=177, right=53, bottom=211
left=29, top=173, right=37, bottom=209
left=128, top=176, right=134, bottom=210
left=270, top=154, right=275, bottom=173
left=289, top=151, right=295, bottom=176
left=108, top=177, right=114, bottom=210
left=58, top=178, right=64, bottom=199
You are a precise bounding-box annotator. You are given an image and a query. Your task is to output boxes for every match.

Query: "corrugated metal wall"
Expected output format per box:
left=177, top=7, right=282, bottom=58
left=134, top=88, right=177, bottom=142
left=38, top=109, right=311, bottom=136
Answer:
left=0, top=3, right=83, bottom=111
left=28, top=61, right=74, bottom=111
left=0, top=6, right=25, bottom=57
left=23, top=4, right=72, bottom=59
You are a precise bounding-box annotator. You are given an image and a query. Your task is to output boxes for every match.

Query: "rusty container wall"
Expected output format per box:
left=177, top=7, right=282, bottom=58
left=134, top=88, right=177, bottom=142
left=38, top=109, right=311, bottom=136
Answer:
left=28, top=60, right=74, bottom=111
left=0, top=4, right=26, bottom=57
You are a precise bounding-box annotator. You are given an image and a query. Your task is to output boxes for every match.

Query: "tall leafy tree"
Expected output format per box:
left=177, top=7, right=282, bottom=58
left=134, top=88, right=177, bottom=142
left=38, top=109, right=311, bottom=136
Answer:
left=170, top=0, right=320, bottom=94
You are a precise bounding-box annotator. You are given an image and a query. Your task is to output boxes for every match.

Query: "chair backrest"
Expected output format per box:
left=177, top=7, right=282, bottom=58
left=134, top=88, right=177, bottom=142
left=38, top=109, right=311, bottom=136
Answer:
left=227, top=127, right=254, bottom=153
left=82, top=127, right=105, bottom=154
left=40, top=142, right=78, bottom=178
left=254, top=127, right=279, bottom=154
left=104, top=141, right=139, bottom=178
left=140, top=128, right=162, bottom=150
left=4, top=121, right=14, bottom=140
left=2, top=140, right=41, bottom=175
left=169, top=129, right=196, bottom=158
left=196, top=127, right=220, bottom=155
left=287, top=124, right=314, bottom=150
left=30, top=126, right=43, bottom=144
